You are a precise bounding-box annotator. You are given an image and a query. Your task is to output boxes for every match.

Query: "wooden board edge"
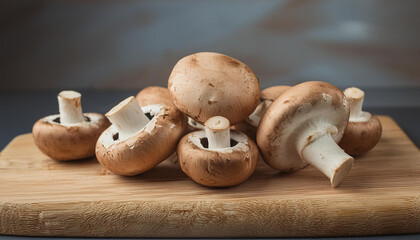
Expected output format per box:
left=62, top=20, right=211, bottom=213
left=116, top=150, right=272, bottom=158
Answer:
left=1, top=196, right=420, bottom=238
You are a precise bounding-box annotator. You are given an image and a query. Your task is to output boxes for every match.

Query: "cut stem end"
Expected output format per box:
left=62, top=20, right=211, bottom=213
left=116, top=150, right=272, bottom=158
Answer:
left=344, top=87, right=370, bottom=122
left=106, top=96, right=150, bottom=140
left=57, top=90, right=84, bottom=124
left=301, top=133, right=354, bottom=187
left=204, top=116, right=230, bottom=149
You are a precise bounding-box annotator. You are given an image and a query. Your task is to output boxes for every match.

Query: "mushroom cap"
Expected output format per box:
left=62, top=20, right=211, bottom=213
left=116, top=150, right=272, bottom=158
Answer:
left=260, top=85, right=291, bottom=101
left=95, top=104, right=186, bottom=176
left=32, top=113, right=110, bottom=161
left=339, top=115, right=382, bottom=156
left=257, top=81, right=349, bottom=172
left=135, top=86, right=175, bottom=108
left=178, top=130, right=259, bottom=187
left=168, top=52, right=260, bottom=125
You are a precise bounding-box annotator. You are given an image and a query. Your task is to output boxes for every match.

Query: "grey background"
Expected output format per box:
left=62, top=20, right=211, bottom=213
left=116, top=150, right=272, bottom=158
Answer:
left=1, top=0, right=420, bottom=90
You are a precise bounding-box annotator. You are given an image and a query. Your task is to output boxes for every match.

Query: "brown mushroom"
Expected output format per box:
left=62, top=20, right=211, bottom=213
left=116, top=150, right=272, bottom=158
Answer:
left=168, top=52, right=260, bottom=125
left=178, top=116, right=259, bottom=187
left=135, top=86, right=175, bottom=108
left=261, top=85, right=292, bottom=101
left=339, top=87, right=382, bottom=156
left=231, top=121, right=258, bottom=141
left=32, top=91, right=110, bottom=161
left=136, top=86, right=187, bottom=164
left=232, top=85, right=291, bottom=141
left=95, top=96, right=186, bottom=176
left=257, top=81, right=354, bottom=187
left=247, top=85, right=291, bottom=126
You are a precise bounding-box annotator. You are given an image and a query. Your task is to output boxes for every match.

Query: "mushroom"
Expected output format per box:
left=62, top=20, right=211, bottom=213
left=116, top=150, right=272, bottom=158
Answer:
left=231, top=121, right=258, bottom=141
left=339, top=87, right=382, bottom=156
left=178, top=116, right=259, bottom=187
left=168, top=52, right=260, bottom=125
left=136, top=86, right=187, bottom=164
left=95, top=96, right=186, bottom=176
left=135, top=86, right=175, bottom=108
left=187, top=117, right=205, bottom=132
left=234, top=85, right=291, bottom=140
left=231, top=85, right=291, bottom=140
left=247, top=85, right=291, bottom=127
left=32, top=90, right=110, bottom=161
left=136, top=86, right=205, bottom=132
left=257, top=81, right=354, bottom=187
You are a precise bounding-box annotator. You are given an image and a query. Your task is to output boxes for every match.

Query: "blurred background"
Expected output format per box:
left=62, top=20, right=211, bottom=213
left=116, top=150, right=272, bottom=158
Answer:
left=1, top=0, right=420, bottom=90
left=0, top=0, right=420, bottom=148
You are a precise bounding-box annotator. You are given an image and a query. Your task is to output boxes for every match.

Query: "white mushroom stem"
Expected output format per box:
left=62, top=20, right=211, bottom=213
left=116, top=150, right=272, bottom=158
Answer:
left=106, top=96, right=150, bottom=141
left=58, top=90, right=84, bottom=124
left=301, top=133, right=354, bottom=187
left=204, top=116, right=231, bottom=149
left=247, top=100, right=271, bottom=127
left=345, top=87, right=371, bottom=122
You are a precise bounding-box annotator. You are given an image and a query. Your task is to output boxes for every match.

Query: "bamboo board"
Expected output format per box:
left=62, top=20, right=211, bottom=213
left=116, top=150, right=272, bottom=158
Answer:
left=0, top=116, right=419, bottom=237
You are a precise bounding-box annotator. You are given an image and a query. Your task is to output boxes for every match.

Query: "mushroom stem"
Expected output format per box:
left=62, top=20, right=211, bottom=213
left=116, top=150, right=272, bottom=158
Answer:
left=58, top=90, right=84, bottom=124
left=106, top=96, right=150, bottom=141
left=345, top=87, right=370, bottom=121
left=204, top=116, right=231, bottom=149
left=349, top=97, right=363, bottom=119
left=248, top=100, right=271, bottom=127
left=301, top=134, right=354, bottom=187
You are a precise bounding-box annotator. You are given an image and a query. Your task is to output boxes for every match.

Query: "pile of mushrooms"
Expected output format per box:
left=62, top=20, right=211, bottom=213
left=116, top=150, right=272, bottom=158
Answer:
left=32, top=52, right=382, bottom=188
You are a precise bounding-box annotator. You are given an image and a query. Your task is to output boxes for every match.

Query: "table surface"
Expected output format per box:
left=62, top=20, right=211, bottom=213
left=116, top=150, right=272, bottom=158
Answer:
left=1, top=88, right=419, bottom=239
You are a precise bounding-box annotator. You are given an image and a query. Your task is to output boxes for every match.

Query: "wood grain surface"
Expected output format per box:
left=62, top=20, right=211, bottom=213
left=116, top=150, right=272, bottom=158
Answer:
left=0, top=116, right=419, bottom=237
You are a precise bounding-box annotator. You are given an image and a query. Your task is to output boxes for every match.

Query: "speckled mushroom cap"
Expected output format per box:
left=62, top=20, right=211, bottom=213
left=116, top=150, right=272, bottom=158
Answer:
left=260, top=85, right=291, bottom=101
left=339, top=116, right=382, bottom=156
left=95, top=104, right=186, bottom=176
left=135, top=86, right=175, bottom=108
left=168, top=52, right=260, bottom=125
left=33, top=113, right=110, bottom=161
left=177, top=130, right=259, bottom=187
left=257, top=81, right=350, bottom=172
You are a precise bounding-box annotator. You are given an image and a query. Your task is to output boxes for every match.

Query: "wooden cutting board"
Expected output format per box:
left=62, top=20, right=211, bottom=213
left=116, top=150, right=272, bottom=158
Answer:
left=0, top=116, right=419, bottom=238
